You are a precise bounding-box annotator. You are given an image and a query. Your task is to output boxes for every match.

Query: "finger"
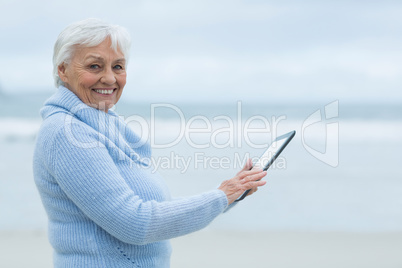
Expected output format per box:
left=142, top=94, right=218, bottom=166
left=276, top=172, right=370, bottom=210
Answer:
left=239, top=168, right=266, bottom=180
left=237, top=159, right=253, bottom=175
left=245, top=158, right=253, bottom=170
left=241, top=171, right=267, bottom=184
left=247, top=187, right=258, bottom=196
left=246, top=179, right=267, bottom=189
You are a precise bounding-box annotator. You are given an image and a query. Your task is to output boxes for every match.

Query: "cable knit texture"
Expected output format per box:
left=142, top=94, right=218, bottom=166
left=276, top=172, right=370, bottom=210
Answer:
left=33, top=86, right=229, bottom=267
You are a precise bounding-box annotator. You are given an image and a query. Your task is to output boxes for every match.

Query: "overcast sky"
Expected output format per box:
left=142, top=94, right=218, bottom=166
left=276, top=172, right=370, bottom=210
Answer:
left=0, top=0, right=401, bottom=103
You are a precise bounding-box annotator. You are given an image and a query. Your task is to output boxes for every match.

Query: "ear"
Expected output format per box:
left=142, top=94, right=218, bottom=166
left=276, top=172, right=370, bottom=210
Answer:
left=58, top=63, right=69, bottom=83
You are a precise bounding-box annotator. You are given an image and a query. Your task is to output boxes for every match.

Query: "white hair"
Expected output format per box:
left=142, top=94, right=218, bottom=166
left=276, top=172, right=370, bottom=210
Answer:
left=53, top=18, right=131, bottom=87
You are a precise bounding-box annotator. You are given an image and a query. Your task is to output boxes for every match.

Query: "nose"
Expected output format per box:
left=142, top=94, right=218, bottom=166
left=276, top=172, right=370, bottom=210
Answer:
left=100, top=67, right=116, bottom=85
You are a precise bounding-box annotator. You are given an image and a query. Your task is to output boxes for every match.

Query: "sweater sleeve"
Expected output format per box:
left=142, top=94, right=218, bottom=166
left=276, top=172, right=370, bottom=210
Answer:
left=47, top=121, right=228, bottom=245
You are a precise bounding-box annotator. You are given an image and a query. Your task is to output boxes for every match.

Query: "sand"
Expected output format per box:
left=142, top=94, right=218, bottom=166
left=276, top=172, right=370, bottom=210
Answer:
left=1, top=230, right=402, bottom=268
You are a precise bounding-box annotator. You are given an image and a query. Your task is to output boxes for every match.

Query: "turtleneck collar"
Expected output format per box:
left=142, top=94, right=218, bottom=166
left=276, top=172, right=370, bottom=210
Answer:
left=40, top=86, right=151, bottom=162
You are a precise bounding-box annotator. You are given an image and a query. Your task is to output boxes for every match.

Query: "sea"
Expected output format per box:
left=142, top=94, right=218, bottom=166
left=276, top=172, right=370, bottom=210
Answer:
left=1, top=91, right=402, bottom=233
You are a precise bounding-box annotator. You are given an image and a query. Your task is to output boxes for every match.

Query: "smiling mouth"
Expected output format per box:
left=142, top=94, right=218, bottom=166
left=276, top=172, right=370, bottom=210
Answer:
left=93, top=88, right=115, bottom=95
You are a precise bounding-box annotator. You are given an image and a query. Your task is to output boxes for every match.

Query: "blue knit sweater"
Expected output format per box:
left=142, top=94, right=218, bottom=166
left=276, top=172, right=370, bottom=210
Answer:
left=33, top=86, right=229, bottom=267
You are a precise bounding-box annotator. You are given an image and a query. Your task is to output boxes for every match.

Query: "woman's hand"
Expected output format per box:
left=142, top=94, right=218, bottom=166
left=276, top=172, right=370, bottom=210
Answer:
left=218, top=159, right=267, bottom=204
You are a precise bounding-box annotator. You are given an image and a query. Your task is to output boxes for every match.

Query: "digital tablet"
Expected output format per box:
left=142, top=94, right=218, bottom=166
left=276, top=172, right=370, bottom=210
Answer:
left=235, top=130, right=296, bottom=202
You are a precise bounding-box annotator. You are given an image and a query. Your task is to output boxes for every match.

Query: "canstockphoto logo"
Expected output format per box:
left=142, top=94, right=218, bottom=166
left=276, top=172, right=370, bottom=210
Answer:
left=301, top=100, right=339, bottom=167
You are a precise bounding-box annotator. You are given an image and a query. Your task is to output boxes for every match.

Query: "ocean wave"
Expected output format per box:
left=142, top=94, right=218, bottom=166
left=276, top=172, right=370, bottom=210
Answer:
left=147, top=118, right=402, bottom=144
left=0, top=118, right=42, bottom=142
left=1, top=117, right=401, bottom=144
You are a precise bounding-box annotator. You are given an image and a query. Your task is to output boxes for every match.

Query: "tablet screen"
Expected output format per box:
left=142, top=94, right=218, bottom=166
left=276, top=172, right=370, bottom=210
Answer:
left=253, top=137, right=288, bottom=170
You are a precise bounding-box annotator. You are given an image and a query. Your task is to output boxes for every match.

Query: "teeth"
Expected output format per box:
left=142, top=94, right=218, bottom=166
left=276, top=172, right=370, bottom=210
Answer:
left=94, top=89, right=114, bottom=95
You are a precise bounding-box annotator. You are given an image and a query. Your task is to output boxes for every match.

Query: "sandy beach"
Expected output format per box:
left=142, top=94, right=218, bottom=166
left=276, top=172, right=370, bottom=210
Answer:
left=2, top=229, right=402, bottom=268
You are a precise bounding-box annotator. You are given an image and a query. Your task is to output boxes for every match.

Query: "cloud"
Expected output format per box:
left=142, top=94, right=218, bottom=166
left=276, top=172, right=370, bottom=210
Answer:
left=0, top=0, right=401, bottom=103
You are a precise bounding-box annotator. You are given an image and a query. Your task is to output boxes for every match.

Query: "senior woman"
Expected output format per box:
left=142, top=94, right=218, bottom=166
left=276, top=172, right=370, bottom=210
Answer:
left=33, top=18, right=266, bottom=268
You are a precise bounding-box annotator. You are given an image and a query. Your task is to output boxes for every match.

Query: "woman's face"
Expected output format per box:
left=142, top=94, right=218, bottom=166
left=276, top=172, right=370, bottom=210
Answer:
left=58, top=38, right=127, bottom=112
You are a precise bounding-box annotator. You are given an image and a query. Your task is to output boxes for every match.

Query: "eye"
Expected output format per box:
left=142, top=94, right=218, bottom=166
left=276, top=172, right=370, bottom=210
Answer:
left=89, top=64, right=101, bottom=69
left=113, top=64, right=124, bottom=70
